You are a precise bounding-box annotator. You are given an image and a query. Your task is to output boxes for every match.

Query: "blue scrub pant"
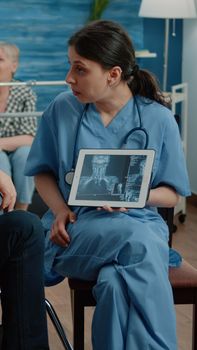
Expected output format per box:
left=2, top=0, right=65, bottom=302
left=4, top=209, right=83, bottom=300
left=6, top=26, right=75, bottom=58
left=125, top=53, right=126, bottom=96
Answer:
left=0, top=147, right=34, bottom=204
left=0, top=210, right=49, bottom=350
left=51, top=210, right=177, bottom=350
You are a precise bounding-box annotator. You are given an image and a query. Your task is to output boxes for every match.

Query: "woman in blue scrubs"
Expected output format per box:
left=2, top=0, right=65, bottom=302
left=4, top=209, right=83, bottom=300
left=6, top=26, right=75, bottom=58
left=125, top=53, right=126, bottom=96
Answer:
left=25, top=20, right=191, bottom=349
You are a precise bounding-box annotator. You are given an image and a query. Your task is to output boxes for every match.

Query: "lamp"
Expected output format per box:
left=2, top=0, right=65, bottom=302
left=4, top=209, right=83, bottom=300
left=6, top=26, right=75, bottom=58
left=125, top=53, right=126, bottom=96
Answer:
left=139, top=0, right=197, bottom=91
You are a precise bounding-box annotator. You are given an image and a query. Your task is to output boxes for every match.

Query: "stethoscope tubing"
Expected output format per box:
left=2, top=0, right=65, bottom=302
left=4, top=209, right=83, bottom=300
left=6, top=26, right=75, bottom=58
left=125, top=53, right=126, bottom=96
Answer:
left=66, top=96, right=149, bottom=185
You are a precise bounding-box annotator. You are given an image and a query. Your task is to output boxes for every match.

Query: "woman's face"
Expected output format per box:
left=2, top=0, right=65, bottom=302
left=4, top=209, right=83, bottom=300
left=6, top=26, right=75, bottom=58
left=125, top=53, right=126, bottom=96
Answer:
left=0, top=48, right=17, bottom=82
left=66, top=46, right=111, bottom=103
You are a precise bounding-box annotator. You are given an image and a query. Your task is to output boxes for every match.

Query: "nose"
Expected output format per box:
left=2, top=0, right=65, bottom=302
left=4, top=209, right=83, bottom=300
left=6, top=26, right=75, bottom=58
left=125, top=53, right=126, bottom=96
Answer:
left=66, top=68, right=75, bottom=85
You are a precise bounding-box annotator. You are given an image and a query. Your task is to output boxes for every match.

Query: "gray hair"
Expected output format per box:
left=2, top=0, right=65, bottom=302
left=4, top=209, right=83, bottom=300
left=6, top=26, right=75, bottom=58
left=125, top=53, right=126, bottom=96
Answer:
left=0, top=42, right=19, bottom=63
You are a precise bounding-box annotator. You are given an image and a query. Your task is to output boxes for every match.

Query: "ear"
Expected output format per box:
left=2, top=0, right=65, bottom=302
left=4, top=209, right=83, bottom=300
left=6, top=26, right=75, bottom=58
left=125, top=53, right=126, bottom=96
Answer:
left=11, top=61, right=18, bottom=75
left=107, top=66, right=122, bottom=86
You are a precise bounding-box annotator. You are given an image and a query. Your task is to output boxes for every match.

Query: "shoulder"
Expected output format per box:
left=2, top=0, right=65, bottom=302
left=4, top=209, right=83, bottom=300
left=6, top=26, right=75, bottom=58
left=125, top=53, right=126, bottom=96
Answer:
left=138, top=96, right=171, bottom=116
left=53, top=90, right=84, bottom=111
left=138, top=96, right=177, bottom=130
left=40, top=91, right=86, bottom=133
left=43, top=91, right=85, bottom=121
left=11, top=80, right=36, bottom=100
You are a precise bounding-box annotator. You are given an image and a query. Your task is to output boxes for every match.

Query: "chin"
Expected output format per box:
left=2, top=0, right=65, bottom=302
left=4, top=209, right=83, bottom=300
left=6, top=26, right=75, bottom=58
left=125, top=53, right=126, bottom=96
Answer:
left=75, top=95, right=91, bottom=104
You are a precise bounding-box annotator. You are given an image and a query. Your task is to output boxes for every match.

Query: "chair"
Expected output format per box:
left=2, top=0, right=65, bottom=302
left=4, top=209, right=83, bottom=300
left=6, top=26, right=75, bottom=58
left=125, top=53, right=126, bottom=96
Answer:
left=68, top=208, right=197, bottom=350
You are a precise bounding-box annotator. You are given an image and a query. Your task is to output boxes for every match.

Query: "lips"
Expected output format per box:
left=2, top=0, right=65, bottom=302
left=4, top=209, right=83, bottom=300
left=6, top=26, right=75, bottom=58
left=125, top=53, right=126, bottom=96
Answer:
left=72, top=89, right=80, bottom=96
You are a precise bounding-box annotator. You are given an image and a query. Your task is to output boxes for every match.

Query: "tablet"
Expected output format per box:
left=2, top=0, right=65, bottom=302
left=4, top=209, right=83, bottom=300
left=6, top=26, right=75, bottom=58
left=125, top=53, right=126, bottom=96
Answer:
left=68, top=149, right=155, bottom=208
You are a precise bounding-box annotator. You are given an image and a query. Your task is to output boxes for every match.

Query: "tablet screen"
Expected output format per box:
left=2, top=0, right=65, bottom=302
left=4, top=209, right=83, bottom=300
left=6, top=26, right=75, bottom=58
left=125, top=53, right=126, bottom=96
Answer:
left=68, top=149, right=155, bottom=208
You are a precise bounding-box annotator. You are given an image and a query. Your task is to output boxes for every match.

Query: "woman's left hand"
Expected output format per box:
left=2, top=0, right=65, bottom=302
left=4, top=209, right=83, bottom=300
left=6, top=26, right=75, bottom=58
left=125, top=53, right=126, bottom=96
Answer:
left=97, top=205, right=128, bottom=213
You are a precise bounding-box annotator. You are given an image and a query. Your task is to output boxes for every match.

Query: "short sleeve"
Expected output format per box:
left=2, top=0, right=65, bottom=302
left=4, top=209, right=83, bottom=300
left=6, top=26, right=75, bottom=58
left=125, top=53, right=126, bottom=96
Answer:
left=25, top=91, right=85, bottom=180
left=152, top=116, right=191, bottom=197
left=19, top=87, right=38, bottom=136
left=17, top=115, right=38, bottom=136
left=0, top=85, right=38, bottom=137
left=22, top=87, right=37, bottom=112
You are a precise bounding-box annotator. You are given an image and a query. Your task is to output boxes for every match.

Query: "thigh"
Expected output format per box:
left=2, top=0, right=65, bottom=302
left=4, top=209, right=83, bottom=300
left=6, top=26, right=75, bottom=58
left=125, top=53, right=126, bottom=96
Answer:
left=52, top=209, right=168, bottom=280
left=0, top=151, right=11, bottom=176
left=0, top=211, right=44, bottom=269
left=68, top=209, right=166, bottom=255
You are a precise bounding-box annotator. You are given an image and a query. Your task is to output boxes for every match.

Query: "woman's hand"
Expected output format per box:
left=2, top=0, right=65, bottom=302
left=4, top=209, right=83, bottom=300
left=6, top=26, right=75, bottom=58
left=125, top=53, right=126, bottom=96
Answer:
left=0, top=170, right=16, bottom=211
left=50, top=208, right=76, bottom=247
left=97, top=205, right=128, bottom=213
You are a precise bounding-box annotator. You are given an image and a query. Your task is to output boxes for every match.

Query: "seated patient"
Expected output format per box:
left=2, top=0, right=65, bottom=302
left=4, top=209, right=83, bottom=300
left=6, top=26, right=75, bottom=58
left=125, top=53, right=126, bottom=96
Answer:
left=0, top=170, right=49, bottom=350
left=0, top=42, right=37, bottom=211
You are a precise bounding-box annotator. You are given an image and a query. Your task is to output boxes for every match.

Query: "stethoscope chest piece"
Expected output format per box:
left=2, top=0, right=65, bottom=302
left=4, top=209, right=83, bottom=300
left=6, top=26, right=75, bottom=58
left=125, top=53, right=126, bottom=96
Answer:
left=65, top=170, right=75, bottom=185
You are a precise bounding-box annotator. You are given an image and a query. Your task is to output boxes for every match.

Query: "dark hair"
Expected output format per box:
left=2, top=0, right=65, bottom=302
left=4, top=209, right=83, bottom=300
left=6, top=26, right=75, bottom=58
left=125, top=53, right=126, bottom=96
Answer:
left=68, top=20, right=169, bottom=107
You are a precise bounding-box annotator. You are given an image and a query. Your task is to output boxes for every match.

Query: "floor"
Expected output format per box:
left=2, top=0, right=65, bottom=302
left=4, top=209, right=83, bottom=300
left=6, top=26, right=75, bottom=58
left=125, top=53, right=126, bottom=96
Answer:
left=45, top=197, right=197, bottom=350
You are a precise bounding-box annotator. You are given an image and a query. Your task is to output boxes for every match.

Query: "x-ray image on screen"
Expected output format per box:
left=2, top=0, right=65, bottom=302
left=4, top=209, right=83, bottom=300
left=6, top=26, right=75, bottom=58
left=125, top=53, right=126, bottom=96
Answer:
left=76, top=154, right=147, bottom=202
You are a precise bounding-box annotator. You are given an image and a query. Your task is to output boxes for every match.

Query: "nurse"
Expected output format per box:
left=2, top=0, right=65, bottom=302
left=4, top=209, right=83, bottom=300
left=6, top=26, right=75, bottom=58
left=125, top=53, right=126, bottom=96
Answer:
left=25, top=20, right=191, bottom=350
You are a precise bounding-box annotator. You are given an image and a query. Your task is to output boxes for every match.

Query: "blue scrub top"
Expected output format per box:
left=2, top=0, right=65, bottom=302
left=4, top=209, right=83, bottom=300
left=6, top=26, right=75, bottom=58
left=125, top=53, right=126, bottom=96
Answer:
left=25, top=91, right=190, bottom=204
left=25, top=92, right=191, bottom=274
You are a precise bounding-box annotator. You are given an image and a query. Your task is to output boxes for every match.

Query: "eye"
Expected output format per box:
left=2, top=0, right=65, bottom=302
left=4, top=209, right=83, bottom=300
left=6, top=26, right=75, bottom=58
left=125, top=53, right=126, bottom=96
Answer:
left=75, top=65, right=86, bottom=75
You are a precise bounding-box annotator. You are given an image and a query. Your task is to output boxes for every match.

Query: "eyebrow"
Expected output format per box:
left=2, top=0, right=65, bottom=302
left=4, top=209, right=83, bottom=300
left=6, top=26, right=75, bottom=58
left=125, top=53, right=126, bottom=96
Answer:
left=67, top=57, right=87, bottom=67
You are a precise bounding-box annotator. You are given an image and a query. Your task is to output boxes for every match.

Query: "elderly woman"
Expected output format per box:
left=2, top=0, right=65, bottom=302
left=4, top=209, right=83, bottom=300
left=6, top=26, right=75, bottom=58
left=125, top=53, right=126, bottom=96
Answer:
left=0, top=42, right=36, bottom=210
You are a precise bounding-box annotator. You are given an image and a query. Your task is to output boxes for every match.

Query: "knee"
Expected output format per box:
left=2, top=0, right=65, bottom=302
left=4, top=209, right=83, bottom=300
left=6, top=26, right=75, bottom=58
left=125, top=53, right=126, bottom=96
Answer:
left=0, top=151, right=11, bottom=174
left=0, top=150, right=8, bottom=160
left=117, top=236, right=168, bottom=276
left=117, top=240, right=147, bottom=266
left=18, top=210, right=43, bottom=235
left=4, top=210, right=44, bottom=245
left=12, top=146, right=30, bottom=166
left=93, top=264, right=123, bottom=301
left=1, top=211, right=44, bottom=261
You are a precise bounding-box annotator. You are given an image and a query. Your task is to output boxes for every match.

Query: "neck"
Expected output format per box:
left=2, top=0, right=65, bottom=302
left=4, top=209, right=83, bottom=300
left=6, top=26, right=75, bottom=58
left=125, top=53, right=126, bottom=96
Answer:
left=0, top=86, right=10, bottom=97
left=0, top=76, right=12, bottom=95
left=95, top=83, right=132, bottom=126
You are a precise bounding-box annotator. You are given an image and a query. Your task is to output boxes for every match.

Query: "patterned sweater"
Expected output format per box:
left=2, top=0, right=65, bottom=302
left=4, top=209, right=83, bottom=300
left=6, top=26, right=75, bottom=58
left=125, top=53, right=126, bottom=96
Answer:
left=0, top=80, right=37, bottom=137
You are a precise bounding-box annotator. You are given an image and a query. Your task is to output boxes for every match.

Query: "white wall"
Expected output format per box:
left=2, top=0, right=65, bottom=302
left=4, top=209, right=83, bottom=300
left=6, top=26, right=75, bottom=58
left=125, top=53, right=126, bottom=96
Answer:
left=182, top=19, right=197, bottom=194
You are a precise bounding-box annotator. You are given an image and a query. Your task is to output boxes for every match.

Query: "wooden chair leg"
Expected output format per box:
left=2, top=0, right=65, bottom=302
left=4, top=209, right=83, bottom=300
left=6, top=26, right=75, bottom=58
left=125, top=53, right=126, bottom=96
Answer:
left=73, top=290, right=85, bottom=350
left=192, top=300, right=197, bottom=350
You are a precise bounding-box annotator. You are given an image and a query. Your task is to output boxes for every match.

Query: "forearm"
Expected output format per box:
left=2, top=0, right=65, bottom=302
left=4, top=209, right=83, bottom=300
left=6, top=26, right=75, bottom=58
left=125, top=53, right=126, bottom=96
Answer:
left=147, top=186, right=180, bottom=208
left=35, top=173, right=69, bottom=216
left=0, top=135, right=34, bottom=151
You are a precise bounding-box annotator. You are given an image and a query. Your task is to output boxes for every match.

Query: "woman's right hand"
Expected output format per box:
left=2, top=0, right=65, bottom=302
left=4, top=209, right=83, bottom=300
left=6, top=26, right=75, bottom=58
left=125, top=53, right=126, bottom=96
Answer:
left=0, top=170, right=16, bottom=211
left=50, top=208, right=76, bottom=247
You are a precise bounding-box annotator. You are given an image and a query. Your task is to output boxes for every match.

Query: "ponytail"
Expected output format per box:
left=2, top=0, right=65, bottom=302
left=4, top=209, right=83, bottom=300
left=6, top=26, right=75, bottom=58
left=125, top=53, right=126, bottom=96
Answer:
left=128, top=68, right=171, bottom=108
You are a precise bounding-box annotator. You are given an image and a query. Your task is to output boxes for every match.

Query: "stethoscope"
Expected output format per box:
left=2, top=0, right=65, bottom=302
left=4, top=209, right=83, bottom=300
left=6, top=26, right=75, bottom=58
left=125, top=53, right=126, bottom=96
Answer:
left=65, top=95, right=149, bottom=185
